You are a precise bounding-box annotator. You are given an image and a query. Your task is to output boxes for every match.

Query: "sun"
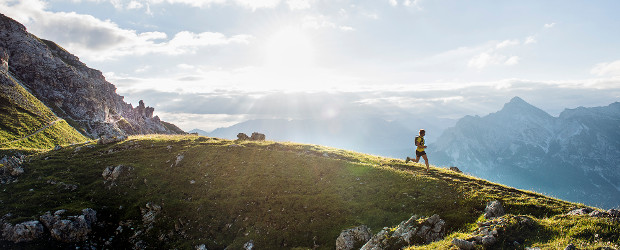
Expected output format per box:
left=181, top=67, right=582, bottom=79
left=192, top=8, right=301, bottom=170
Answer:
left=263, top=26, right=316, bottom=69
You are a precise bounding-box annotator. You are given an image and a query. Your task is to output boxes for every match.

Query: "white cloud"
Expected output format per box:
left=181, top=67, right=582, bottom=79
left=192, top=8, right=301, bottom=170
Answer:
left=127, top=1, right=143, bottom=9
left=286, top=0, right=311, bottom=10
left=389, top=0, right=398, bottom=6
left=1, top=0, right=252, bottom=61
left=505, top=56, right=520, bottom=66
left=496, top=39, right=519, bottom=49
left=525, top=36, right=536, bottom=44
left=591, top=60, right=620, bottom=76
left=544, top=22, right=556, bottom=28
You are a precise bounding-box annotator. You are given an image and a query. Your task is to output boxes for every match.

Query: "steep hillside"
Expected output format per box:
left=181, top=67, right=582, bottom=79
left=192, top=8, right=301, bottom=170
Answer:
left=0, top=13, right=184, bottom=138
left=0, top=56, right=88, bottom=149
left=1, top=135, right=618, bottom=249
left=430, top=97, right=620, bottom=209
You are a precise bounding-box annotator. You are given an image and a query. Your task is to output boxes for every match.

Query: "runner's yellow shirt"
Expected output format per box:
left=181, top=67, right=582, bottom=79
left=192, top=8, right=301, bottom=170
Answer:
left=416, top=136, right=425, bottom=152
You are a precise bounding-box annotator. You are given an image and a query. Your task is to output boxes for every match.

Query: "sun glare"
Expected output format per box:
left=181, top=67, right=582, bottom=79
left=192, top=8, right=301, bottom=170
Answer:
left=264, top=27, right=315, bottom=69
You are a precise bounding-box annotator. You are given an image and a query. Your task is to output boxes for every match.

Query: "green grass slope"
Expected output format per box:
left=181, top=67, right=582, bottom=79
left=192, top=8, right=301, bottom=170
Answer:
left=1, top=135, right=618, bottom=249
left=0, top=71, right=88, bottom=149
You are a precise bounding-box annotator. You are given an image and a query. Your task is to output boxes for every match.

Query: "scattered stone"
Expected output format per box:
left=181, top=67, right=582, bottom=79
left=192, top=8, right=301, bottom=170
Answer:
left=53, top=145, right=63, bottom=151
left=452, top=238, right=474, bottom=250
left=565, top=243, right=577, bottom=250
left=141, top=202, right=162, bottom=229
left=36, top=208, right=96, bottom=243
left=195, top=244, right=207, bottom=250
left=360, top=214, right=445, bottom=249
left=449, top=166, right=462, bottom=173
left=1, top=220, right=45, bottom=243
left=98, top=135, right=127, bottom=145
left=484, top=200, right=505, bottom=219
left=1, top=155, right=25, bottom=184
left=102, top=165, right=134, bottom=182
left=244, top=240, right=254, bottom=250
left=567, top=208, right=593, bottom=216
left=175, top=154, right=184, bottom=166
left=589, top=210, right=606, bottom=218
left=336, top=225, right=372, bottom=250
left=608, top=209, right=620, bottom=218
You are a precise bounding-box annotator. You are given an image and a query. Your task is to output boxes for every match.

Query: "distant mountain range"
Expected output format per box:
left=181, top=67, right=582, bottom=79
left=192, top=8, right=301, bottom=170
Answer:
left=430, top=96, right=620, bottom=209
left=207, top=116, right=455, bottom=158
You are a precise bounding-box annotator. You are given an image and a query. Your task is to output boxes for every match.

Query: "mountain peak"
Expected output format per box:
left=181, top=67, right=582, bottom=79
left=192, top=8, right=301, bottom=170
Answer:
left=498, top=96, right=551, bottom=118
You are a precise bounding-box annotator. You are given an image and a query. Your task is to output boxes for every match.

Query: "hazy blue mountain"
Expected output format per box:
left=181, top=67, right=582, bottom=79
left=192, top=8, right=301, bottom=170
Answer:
left=188, top=128, right=209, bottom=136
left=430, top=96, right=620, bottom=209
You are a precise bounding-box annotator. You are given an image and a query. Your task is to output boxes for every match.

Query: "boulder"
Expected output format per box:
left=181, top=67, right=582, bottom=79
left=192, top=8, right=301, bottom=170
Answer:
left=336, top=225, right=372, bottom=250
left=98, top=135, right=128, bottom=145
left=237, top=133, right=250, bottom=140
left=484, top=200, right=505, bottom=219
left=567, top=208, right=593, bottom=216
left=452, top=238, right=474, bottom=250
left=1, top=220, right=45, bottom=243
left=250, top=132, right=265, bottom=141
left=102, top=165, right=133, bottom=182
left=361, top=214, right=445, bottom=249
left=39, top=208, right=97, bottom=242
left=449, top=166, right=462, bottom=173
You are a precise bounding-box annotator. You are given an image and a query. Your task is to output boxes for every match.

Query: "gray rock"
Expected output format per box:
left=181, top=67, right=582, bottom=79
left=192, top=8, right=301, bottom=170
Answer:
left=237, top=133, right=250, bottom=140
left=102, top=165, right=133, bottom=182
left=481, top=235, right=497, bottom=246
left=452, top=238, right=474, bottom=250
left=565, top=243, right=577, bottom=250
left=336, top=225, right=372, bottom=250
left=589, top=210, right=606, bottom=218
left=2, top=220, right=45, bottom=243
left=567, top=208, right=593, bottom=216
left=449, top=166, right=462, bottom=173
left=141, top=202, right=162, bottom=226
left=243, top=240, right=254, bottom=250
left=39, top=208, right=97, bottom=242
left=361, top=214, right=445, bottom=249
left=484, top=200, right=505, bottom=219
left=195, top=244, right=207, bottom=250
left=250, top=132, right=266, bottom=141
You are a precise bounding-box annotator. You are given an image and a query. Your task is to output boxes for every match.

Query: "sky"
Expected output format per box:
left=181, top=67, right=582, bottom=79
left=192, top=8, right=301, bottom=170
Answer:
left=2, top=0, right=620, bottom=132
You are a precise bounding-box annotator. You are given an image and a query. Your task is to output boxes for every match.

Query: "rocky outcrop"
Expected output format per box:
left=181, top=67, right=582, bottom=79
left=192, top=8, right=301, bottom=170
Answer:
left=1, top=220, right=45, bottom=243
left=102, top=165, right=134, bottom=183
left=0, top=13, right=184, bottom=138
left=484, top=200, right=505, bottom=219
left=0, top=155, right=25, bottom=184
left=336, top=225, right=372, bottom=250
left=360, top=214, right=445, bottom=249
left=1, top=209, right=96, bottom=243
left=39, top=208, right=97, bottom=242
left=567, top=208, right=620, bottom=220
left=251, top=132, right=266, bottom=141
left=237, top=132, right=266, bottom=141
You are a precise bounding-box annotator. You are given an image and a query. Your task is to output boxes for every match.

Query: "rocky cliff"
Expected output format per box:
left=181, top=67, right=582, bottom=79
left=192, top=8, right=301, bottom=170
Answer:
left=0, top=13, right=184, bottom=138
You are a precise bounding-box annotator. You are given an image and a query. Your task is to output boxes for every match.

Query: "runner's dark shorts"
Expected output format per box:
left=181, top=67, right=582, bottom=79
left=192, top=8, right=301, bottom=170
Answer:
left=416, top=150, right=426, bottom=157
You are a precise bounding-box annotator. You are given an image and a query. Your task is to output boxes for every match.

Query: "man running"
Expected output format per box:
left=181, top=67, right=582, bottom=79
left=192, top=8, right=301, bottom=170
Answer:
left=405, top=129, right=429, bottom=171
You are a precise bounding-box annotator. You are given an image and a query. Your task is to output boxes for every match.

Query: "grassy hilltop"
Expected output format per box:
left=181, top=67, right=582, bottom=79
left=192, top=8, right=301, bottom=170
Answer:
left=1, top=134, right=618, bottom=249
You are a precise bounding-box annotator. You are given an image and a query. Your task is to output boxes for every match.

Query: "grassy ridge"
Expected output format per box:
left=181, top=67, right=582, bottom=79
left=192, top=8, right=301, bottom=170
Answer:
left=1, top=135, right=618, bottom=249
left=0, top=72, right=88, bottom=149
